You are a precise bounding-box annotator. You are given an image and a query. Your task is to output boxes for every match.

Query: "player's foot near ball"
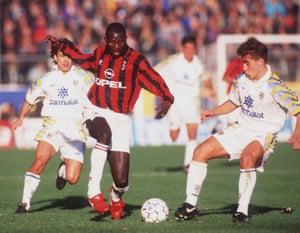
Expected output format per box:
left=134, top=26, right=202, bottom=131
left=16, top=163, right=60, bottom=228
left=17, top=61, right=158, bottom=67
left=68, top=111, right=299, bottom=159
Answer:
left=110, top=199, right=125, bottom=219
left=174, top=202, right=199, bottom=220
left=232, top=212, right=249, bottom=222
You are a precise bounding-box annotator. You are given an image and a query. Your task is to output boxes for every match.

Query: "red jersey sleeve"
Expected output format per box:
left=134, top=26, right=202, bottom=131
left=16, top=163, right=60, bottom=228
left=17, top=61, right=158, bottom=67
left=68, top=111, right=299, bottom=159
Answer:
left=137, top=55, right=174, bottom=104
left=62, top=42, right=104, bottom=74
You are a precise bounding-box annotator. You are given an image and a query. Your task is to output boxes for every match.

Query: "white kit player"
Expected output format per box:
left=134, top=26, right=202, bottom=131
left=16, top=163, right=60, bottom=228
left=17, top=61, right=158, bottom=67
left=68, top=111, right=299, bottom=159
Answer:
left=13, top=39, right=94, bottom=213
left=155, top=35, right=215, bottom=172
left=174, top=37, right=300, bottom=222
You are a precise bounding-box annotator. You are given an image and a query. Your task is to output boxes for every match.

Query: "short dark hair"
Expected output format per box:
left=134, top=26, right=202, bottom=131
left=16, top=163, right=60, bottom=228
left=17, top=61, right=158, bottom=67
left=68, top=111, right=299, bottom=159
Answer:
left=237, top=37, right=268, bottom=62
left=105, top=22, right=126, bottom=38
left=181, top=36, right=197, bottom=46
left=50, top=43, right=59, bottom=59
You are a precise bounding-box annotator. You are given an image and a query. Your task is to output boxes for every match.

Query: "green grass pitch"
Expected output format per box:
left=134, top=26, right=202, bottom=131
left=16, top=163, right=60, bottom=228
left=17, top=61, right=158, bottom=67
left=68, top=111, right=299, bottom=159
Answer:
left=0, top=143, right=299, bottom=233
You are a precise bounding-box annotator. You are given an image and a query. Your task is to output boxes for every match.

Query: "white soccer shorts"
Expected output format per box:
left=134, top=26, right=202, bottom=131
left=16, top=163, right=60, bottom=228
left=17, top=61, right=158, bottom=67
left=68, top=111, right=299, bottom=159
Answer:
left=35, top=117, right=86, bottom=163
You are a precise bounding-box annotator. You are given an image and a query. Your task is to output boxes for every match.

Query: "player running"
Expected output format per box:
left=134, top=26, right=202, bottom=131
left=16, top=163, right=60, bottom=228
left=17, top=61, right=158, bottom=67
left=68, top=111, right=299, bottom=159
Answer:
left=13, top=39, right=94, bottom=213
left=46, top=22, right=174, bottom=219
left=174, top=37, right=300, bottom=222
left=155, top=35, right=215, bottom=173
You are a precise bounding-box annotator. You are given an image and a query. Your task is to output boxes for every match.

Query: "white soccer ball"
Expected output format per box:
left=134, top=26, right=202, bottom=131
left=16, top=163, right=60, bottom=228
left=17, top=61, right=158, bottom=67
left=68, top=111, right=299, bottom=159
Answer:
left=141, top=198, right=169, bottom=223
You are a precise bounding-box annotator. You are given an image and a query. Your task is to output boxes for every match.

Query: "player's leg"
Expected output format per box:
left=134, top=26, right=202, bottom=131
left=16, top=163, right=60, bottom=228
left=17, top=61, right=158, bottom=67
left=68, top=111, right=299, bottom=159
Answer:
left=182, top=98, right=200, bottom=173
left=65, top=159, right=82, bottom=184
left=175, top=136, right=229, bottom=220
left=167, top=104, right=181, bottom=142
left=233, top=140, right=264, bottom=222
left=56, top=138, right=86, bottom=190
left=16, top=141, right=56, bottom=213
left=183, top=122, right=198, bottom=173
left=169, top=128, right=180, bottom=141
left=56, top=160, right=82, bottom=191
left=107, top=151, right=129, bottom=219
left=86, top=117, right=111, bottom=213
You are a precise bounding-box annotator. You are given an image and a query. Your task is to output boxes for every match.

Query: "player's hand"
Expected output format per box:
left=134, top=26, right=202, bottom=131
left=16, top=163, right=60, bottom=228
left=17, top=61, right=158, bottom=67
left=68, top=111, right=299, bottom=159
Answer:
left=201, top=109, right=215, bottom=123
left=11, top=118, right=23, bottom=130
left=45, top=35, right=60, bottom=47
left=155, top=101, right=172, bottom=119
left=45, top=35, right=76, bottom=53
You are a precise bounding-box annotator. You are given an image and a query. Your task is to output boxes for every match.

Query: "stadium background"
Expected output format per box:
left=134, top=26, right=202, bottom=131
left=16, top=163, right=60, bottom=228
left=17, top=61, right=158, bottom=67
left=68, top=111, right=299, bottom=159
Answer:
left=0, top=0, right=299, bottom=149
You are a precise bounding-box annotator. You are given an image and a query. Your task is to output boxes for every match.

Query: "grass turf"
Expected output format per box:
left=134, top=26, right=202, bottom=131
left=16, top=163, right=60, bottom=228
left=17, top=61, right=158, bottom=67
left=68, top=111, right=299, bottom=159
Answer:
left=0, top=143, right=299, bottom=233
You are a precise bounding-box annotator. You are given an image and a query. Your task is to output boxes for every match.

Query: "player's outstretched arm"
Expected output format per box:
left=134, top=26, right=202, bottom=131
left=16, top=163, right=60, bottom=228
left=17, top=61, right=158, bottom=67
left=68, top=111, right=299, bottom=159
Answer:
left=201, top=109, right=215, bottom=122
left=201, top=100, right=238, bottom=123
left=45, top=35, right=75, bottom=53
left=45, top=35, right=62, bottom=49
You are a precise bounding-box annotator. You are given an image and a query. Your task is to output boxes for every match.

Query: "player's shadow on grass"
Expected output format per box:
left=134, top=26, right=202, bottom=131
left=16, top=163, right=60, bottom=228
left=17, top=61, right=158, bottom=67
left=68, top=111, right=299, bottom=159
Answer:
left=164, top=166, right=185, bottom=172
left=31, top=195, right=89, bottom=212
left=90, top=203, right=141, bottom=222
left=198, top=204, right=285, bottom=217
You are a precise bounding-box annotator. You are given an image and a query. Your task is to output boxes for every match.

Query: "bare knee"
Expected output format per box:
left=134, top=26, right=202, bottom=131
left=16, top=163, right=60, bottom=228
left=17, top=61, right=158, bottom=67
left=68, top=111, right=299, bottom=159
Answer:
left=86, top=117, right=111, bottom=145
left=66, top=173, right=80, bottom=185
left=192, top=137, right=228, bottom=162
left=193, top=145, right=210, bottom=163
left=240, top=141, right=264, bottom=169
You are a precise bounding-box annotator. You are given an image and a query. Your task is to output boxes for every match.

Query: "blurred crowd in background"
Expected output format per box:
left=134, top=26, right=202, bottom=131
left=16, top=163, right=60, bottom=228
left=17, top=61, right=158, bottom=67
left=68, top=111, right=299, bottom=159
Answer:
left=0, top=0, right=299, bottom=85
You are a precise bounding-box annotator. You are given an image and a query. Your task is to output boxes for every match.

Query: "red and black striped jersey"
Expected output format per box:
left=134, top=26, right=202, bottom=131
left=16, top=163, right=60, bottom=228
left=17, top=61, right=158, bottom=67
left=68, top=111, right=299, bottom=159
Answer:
left=63, top=44, right=174, bottom=114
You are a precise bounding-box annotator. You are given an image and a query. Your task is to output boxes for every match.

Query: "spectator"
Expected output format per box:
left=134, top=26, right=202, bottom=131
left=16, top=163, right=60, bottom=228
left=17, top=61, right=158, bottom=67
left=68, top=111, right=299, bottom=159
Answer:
left=0, top=0, right=298, bottom=84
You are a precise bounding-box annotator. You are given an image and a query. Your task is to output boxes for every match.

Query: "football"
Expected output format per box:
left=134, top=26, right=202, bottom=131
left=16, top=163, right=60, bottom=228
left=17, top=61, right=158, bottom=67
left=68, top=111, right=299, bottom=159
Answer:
left=141, top=198, right=169, bottom=223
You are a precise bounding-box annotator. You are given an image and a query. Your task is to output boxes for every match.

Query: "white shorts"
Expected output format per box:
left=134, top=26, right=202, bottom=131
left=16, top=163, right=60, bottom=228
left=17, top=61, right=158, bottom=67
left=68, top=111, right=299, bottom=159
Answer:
left=213, top=122, right=276, bottom=162
left=85, top=106, right=131, bottom=153
left=167, top=97, right=200, bottom=130
left=35, top=117, right=86, bottom=163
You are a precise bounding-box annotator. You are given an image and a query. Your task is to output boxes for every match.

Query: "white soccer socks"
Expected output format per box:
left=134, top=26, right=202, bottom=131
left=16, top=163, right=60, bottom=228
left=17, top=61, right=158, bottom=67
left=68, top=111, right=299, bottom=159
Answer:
left=22, top=172, right=40, bottom=210
left=58, top=163, right=66, bottom=179
left=237, top=168, right=257, bottom=215
left=110, top=182, right=129, bottom=202
left=185, top=162, right=257, bottom=215
left=87, top=143, right=108, bottom=198
left=184, top=140, right=197, bottom=168
left=185, top=161, right=207, bottom=206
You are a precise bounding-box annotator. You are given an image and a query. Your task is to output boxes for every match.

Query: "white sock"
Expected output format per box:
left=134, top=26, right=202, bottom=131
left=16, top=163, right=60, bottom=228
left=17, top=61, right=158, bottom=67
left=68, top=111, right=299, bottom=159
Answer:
left=185, top=161, right=207, bottom=206
left=58, top=163, right=66, bottom=179
left=87, top=143, right=108, bottom=198
left=184, top=140, right=197, bottom=167
left=237, top=168, right=257, bottom=215
left=21, top=172, right=40, bottom=210
left=110, top=182, right=129, bottom=202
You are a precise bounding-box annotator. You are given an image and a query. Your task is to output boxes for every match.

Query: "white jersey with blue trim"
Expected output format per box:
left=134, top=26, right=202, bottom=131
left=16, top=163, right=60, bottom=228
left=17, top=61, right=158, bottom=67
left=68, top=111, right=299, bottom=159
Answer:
left=155, top=53, right=208, bottom=99
left=229, top=65, right=300, bottom=133
left=26, top=66, right=94, bottom=120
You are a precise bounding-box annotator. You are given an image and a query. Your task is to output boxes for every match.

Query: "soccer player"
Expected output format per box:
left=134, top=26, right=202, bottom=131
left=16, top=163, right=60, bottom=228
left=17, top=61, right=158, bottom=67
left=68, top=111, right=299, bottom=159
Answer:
left=155, top=35, right=215, bottom=173
left=13, top=40, right=95, bottom=213
left=46, top=22, right=174, bottom=219
left=174, top=37, right=300, bottom=222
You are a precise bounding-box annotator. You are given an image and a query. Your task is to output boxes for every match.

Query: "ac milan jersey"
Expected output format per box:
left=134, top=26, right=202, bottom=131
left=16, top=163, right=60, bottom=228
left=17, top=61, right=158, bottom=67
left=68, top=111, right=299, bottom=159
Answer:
left=230, top=65, right=300, bottom=133
left=63, top=45, right=174, bottom=114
